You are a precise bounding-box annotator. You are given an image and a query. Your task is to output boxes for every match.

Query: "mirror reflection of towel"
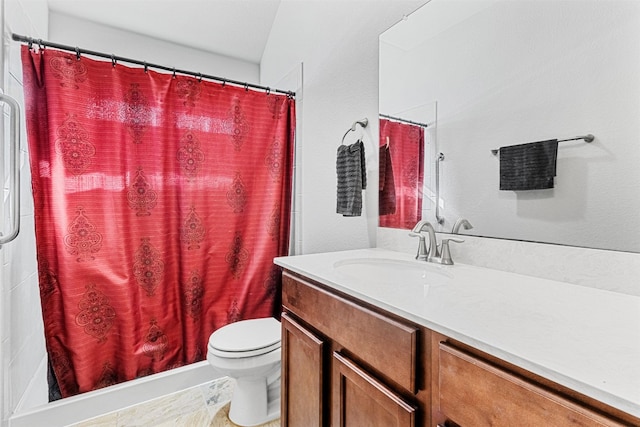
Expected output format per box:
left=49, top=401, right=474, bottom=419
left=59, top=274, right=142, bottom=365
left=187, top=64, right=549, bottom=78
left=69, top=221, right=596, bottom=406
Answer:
left=379, top=144, right=396, bottom=215
left=336, top=140, right=366, bottom=216
left=499, top=139, right=559, bottom=190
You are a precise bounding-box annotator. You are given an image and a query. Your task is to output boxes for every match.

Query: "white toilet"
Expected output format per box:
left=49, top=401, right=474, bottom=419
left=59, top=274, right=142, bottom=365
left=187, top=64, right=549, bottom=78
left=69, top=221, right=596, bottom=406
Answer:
left=207, top=317, right=281, bottom=427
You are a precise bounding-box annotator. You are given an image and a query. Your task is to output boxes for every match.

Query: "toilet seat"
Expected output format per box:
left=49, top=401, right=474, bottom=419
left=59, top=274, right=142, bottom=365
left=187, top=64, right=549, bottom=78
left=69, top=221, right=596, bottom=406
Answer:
left=208, top=317, right=281, bottom=358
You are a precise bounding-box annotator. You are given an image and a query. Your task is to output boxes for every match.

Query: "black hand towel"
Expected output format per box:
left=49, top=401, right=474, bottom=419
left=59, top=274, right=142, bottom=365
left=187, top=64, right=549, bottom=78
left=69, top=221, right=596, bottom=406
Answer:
left=499, top=139, right=559, bottom=191
left=336, top=140, right=366, bottom=216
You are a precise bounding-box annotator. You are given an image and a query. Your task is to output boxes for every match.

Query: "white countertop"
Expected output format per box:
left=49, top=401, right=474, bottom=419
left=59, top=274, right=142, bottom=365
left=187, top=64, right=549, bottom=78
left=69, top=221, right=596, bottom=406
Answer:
left=274, top=248, right=640, bottom=418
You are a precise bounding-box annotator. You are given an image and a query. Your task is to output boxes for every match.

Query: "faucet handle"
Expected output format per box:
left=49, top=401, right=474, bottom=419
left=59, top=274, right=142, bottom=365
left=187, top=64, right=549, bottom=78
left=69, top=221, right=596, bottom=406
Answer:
left=409, top=232, right=429, bottom=261
left=439, top=237, right=464, bottom=265
left=441, top=237, right=464, bottom=244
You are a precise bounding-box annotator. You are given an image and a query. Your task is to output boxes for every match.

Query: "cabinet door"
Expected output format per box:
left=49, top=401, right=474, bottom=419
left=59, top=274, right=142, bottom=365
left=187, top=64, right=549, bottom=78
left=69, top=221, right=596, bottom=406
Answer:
left=332, top=352, right=416, bottom=427
left=281, top=312, right=325, bottom=427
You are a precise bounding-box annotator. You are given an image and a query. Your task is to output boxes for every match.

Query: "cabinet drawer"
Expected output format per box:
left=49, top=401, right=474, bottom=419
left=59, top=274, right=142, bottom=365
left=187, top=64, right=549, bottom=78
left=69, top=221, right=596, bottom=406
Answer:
left=282, top=272, right=418, bottom=392
left=438, top=343, right=626, bottom=427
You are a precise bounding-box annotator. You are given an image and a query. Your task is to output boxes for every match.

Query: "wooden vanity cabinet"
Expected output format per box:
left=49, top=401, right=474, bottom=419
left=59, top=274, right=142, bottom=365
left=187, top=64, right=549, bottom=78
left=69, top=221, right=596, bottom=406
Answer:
left=280, top=269, right=640, bottom=427
left=281, top=271, right=429, bottom=427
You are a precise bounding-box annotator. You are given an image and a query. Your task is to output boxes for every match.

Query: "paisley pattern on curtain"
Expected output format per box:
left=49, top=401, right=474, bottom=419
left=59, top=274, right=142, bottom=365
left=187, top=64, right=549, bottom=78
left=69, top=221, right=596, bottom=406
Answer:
left=21, top=46, right=295, bottom=398
left=378, top=118, right=424, bottom=229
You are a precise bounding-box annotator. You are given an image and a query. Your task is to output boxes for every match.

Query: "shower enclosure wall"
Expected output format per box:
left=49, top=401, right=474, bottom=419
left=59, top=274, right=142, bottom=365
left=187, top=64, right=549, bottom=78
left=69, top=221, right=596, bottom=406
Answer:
left=1, top=0, right=49, bottom=424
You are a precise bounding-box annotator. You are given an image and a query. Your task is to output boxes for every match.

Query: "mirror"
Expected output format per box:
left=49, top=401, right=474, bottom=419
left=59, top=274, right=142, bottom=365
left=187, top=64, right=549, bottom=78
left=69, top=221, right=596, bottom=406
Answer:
left=379, top=0, right=640, bottom=252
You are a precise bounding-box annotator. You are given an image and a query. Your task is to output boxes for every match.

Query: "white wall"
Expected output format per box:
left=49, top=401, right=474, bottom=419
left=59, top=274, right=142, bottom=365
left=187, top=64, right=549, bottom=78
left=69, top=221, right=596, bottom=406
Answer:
left=48, top=11, right=259, bottom=83
left=380, top=0, right=640, bottom=253
left=2, top=0, right=49, bottom=422
left=261, top=0, right=425, bottom=255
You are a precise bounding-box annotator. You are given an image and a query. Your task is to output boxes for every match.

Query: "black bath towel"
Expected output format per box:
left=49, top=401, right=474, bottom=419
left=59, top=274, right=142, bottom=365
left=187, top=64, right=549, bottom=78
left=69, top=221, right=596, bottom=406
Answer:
left=499, top=139, right=559, bottom=191
left=336, top=140, right=366, bottom=216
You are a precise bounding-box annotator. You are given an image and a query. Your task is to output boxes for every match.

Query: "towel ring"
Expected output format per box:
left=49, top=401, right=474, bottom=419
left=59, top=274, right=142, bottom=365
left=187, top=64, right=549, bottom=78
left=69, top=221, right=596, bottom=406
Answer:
left=341, top=118, right=369, bottom=145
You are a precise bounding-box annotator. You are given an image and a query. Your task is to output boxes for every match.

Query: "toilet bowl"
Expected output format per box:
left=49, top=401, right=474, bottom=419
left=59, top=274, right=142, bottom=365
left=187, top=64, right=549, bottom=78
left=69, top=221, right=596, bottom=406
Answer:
left=207, top=317, right=281, bottom=427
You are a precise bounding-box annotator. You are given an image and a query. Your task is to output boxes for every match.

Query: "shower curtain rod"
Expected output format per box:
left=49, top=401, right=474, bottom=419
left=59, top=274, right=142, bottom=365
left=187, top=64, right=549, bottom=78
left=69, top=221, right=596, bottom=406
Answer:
left=379, top=113, right=428, bottom=128
left=11, top=33, right=296, bottom=98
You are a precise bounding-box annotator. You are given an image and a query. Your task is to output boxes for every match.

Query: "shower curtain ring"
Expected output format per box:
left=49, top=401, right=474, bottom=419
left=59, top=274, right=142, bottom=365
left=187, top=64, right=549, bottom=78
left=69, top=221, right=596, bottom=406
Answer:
left=197, top=72, right=203, bottom=82
left=144, top=61, right=148, bottom=73
left=172, top=68, right=176, bottom=78
left=75, top=47, right=81, bottom=61
left=111, top=54, right=116, bottom=67
left=37, top=39, right=44, bottom=50
left=244, top=83, right=249, bottom=91
left=28, top=38, right=33, bottom=50
left=265, top=87, right=270, bottom=95
left=221, top=79, right=226, bottom=87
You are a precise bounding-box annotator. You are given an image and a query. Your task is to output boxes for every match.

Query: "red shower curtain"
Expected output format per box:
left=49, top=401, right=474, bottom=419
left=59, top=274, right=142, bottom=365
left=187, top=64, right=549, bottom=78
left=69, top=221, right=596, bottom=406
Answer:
left=378, top=119, right=424, bottom=229
left=21, top=46, right=295, bottom=398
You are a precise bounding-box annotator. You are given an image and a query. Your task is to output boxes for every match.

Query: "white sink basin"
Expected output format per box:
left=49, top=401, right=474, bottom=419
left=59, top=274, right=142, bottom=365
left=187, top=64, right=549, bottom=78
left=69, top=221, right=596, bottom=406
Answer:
left=333, top=257, right=452, bottom=286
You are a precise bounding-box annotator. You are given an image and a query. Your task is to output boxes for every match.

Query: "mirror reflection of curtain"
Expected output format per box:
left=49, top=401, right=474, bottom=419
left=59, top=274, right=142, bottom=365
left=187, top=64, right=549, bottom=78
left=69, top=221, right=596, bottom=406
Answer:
left=379, top=119, right=424, bottom=229
left=21, top=46, right=296, bottom=398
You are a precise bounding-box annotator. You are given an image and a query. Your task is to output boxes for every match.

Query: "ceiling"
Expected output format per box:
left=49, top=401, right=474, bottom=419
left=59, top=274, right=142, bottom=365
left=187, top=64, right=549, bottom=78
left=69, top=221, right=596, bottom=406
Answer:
left=46, top=0, right=282, bottom=63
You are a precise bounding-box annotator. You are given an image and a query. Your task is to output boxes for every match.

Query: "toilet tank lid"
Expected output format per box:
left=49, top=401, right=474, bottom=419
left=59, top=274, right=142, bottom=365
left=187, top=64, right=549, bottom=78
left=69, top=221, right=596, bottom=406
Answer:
left=209, top=317, right=281, bottom=353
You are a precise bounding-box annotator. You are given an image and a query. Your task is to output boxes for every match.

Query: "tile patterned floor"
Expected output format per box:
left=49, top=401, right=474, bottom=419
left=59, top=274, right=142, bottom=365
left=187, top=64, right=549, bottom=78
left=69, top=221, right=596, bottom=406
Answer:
left=70, top=377, right=280, bottom=427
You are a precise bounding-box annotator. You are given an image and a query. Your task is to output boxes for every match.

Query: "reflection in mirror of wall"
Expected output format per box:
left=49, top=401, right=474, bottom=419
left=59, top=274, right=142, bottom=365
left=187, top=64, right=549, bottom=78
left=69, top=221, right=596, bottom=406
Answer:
left=379, top=0, right=640, bottom=252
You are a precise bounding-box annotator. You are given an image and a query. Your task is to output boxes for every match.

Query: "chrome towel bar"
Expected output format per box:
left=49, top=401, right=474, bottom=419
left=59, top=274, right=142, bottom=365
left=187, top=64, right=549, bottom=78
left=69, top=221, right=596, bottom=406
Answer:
left=435, top=152, right=445, bottom=225
left=491, top=134, right=594, bottom=155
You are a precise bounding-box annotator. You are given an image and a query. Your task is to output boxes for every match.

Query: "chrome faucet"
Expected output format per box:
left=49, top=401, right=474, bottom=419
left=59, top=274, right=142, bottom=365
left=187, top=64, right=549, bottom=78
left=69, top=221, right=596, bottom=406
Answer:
left=411, top=220, right=464, bottom=265
left=452, top=218, right=473, bottom=234
left=410, top=220, right=440, bottom=261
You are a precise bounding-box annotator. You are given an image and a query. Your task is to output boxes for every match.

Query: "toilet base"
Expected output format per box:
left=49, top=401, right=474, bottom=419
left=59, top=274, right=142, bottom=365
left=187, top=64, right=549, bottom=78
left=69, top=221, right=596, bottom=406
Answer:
left=228, top=375, right=281, bottom=427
